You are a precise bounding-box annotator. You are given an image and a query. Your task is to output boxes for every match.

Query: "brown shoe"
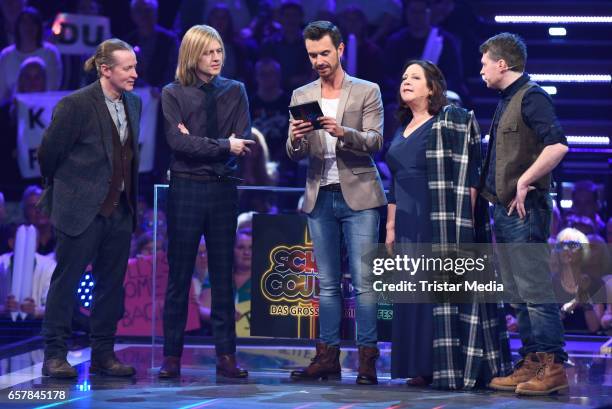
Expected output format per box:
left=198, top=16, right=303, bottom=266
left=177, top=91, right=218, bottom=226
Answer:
left=42, top=358, right=77, bottom=378
left=158, top=356, right=181, bottom=378
left=90, top=352, right=136, bottom=377
left=290, top=343, right=341, bottom=381
left=488, top=352, right=540, bottom=392
left=515, top=352, right=569, bottom=396
left=356, top=346, right=379, bottom=385
left=216, top=354, right=248, bottom=378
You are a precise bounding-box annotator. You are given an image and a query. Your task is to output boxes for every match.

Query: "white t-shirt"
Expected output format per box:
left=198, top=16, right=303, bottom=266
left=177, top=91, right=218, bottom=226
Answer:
left=320, top=98, right=340, bottom=186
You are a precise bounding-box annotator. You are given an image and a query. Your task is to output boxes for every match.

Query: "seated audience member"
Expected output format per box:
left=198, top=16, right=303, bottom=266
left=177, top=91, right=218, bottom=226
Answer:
left=260, top=1, right=312, bottom=91
left=551, top=228, right=605, bottom=334
left=240, top=0, right=282, bottom=46
left=0, top=7, right=62, bottom=105
left=430, top=0, right=483, bottom=76
left=16, top=55, right=45, bottom=93
left=607, top=217, right=612, bottom=243
left=126, top=0, right=178, bottom=91
left=336, top=0, right=401, bottom=45
left=383, top=0, right=465, bottom=102
left=207, top=4, right=255, bottom=90
left=22, top=185, right=55, bottom=255
left=0, top=223, right=55, bottom=321
left=337, top=6, right=385, bottom=84
left=250, top=58, right=291, bottom=168
left=570, top=180, right=606, bottom=237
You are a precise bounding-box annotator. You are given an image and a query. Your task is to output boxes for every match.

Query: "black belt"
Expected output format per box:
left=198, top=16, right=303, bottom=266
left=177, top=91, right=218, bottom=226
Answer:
left=320, top=183, right=341, bottom=192
left=172, top=172, right=243, bottom=183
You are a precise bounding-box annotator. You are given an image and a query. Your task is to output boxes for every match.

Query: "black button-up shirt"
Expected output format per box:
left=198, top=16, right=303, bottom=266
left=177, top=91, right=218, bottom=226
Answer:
left=484, top=73, right=567, bottom=195
left=161, top=75, right=251, bottom=176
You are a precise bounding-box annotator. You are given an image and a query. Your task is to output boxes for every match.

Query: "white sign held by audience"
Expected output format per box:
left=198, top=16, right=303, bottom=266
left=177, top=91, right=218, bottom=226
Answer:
left=16, top=88, right=158, bottom=179
left=52, top=13, right=111, bottom=56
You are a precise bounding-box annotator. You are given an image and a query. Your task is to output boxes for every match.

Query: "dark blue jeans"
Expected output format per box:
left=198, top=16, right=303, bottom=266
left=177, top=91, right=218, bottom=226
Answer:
left=493, top=191, right=567, bottom=362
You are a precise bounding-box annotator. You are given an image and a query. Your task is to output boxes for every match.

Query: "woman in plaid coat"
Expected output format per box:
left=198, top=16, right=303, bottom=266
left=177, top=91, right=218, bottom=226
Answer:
left=386, top=60, right=512, bottom=390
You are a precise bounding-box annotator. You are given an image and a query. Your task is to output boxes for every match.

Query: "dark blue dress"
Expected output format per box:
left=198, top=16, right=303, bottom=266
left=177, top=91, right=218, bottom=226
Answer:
left=386, top=118, right=435, bottom=379
left=387, top=118, right=480, bottom=379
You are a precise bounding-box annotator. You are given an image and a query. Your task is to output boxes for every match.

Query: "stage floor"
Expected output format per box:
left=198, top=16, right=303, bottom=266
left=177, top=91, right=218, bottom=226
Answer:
left=0, top=337, right=611, bottom=409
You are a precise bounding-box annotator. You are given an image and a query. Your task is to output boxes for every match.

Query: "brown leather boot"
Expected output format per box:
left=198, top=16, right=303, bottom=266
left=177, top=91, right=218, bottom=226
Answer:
left=89, top=352, right=136, bottom=377
left=356, top=346, right=379, bottom=385
left=488, top=352, right=540, bottom=392
left=216, top=354, right=248, bottom=378
left=515, top=352, right=569, bottom=396
left=290, top=343, right=341, bottom=381
left=42, top=358, right=77, bottom=378
left=158, top=356, right=181, bottom=378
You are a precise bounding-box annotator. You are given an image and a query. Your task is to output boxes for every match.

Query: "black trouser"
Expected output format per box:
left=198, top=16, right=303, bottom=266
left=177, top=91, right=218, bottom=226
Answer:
left=42, top=198, right=132, bottom=359
left=164, top=176, right=238, bottom=357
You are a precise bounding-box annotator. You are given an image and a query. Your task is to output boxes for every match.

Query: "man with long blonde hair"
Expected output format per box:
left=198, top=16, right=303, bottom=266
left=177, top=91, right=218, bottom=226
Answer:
left=159, top=25, right=253, bottom=379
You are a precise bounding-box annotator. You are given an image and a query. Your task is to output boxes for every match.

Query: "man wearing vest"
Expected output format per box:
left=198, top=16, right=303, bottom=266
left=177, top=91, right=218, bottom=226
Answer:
left=478, top=33, right=569, bottom=395
left=38, top=39, right=141, bottom=378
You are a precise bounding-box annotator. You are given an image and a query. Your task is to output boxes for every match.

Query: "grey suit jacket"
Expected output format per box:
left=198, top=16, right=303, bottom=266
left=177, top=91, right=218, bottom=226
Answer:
left=285, top=74, right=387, bottom=213
left=37, top=80, right=142, bottom=237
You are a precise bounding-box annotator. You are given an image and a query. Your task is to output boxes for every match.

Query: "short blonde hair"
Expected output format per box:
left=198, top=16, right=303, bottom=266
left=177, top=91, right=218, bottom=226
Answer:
left=176, top=25, right=224, bottom=86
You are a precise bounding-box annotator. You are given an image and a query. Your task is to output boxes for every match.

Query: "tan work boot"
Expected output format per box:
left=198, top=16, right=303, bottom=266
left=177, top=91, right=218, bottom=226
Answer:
left=515, top=352, right=569, bottom=396
left=488, top=352, right=540, bottom=391
left=290, top=343, right=341, bottom=381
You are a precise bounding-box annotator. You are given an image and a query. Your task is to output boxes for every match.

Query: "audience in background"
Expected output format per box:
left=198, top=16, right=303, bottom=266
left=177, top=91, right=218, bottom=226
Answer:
left=206, top=4, right=256, bottom=91
left=570, top=180, right=606, bottom=237
left=0, top=223, right=56, bottom=321
left=0, top=0, right=25, bottom=50
left=250, top=58, right=295, bottom=183
left=21, top=185, right=55, bottom=255
left=383, top=0, right=464, bottom=102
left=336, top=0, right=401, bottom=44
left=337, top=6, right=384, bottom=84
left=261, top=1, right=312, bottom=91
left=551, top=228, right=605, bottom=334
left=126, top=0, right=178, bottom=92
left=0, top=7, right=61, bottom=105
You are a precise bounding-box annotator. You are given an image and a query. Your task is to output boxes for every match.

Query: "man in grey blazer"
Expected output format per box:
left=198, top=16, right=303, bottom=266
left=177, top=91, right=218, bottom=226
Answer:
left=286, top=21, right=386, bottom=385
left=37, top=39, right=141, bottom=378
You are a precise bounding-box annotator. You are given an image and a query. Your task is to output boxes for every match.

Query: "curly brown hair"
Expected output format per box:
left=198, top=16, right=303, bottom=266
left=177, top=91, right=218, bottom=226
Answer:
left=395, top=60, right=448, bottom=125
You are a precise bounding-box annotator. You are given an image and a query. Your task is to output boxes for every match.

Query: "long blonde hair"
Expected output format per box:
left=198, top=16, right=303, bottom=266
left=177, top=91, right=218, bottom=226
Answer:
left=176, top=25, right=224, bottom=86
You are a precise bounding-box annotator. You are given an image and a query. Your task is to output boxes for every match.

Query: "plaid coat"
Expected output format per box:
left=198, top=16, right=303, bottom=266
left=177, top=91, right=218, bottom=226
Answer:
left=427, top=105, right=512, bottom=389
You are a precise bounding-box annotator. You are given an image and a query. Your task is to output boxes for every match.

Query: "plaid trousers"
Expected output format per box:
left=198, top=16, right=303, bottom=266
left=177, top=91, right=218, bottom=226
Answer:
left=163, top=176, right=238, bottom=357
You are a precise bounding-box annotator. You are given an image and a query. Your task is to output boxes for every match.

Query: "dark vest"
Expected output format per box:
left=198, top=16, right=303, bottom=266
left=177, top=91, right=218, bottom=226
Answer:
left=486, top=81, right=551, bottom=206
left=99, top=113, right=134, bottom=217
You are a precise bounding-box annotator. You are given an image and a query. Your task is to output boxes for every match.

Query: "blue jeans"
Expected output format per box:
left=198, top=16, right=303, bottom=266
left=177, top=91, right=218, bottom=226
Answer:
left=307, top=190, right=380, bottom=347
left=493, top=191, right=567, bottom=362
